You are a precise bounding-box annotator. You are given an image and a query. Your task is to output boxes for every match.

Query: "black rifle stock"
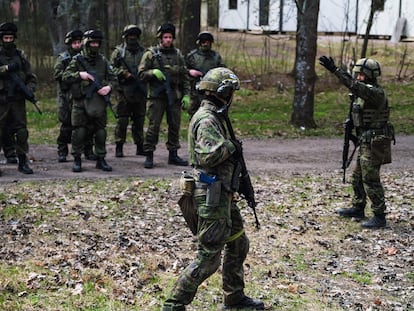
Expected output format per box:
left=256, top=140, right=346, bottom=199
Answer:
left=153, top=50, right=174, bottom=106
left=5, top=69, right=42, bottom=114
left=76, top=55, right=117, bottom=117
left=218, top=105, right=260, bottom=229
left=342, top=93, right=359, bottom=183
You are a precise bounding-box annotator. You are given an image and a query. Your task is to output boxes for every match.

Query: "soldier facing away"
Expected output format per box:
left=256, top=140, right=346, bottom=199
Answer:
left=185, top=31, right=225, bottom=116
left=0, top=22, right=37, bottom=175
left=138, top=23, right=190, bottom=169
left=319, top=56, right=394, bottom=229
left=62, top=30, right=114, bottom=173
left=162, top=67, right=264, bottom=311
left=110, top=24, right=147, bottom=158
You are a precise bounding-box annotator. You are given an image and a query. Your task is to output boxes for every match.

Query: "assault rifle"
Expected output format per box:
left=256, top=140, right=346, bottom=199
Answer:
left=342, top=93, right=359, bottom=183
left=218, top=105, right=260, bottom=229
left=4, top=65, right=42, bottom=114
left=76, top=55, right=117, bottom=117
left=153, top=49, right=174, bottom=106
left=117, top=48, right=147, bottom=96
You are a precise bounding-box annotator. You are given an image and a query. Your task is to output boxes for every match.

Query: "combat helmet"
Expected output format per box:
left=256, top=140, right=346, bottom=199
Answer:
left=197, top=67, right=240, bottom=100
left=196, top=31, right=214, bottom=45
left=353, top=58, right=381, bottom=80
left=64, top=30, right=83, bottom=45
left=156, top=23, right=175, bottom=39
left=0, top=22, right=17, bottom=38
left=122, top=24, right=141, bottom=38
left=82, top=29, right=104, bottom=46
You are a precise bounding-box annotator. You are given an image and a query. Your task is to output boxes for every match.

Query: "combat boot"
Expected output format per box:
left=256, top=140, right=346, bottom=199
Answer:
left=96, top=158, right=112, bottom=171
left=168, top=150, right=188, bottom=166
left=72, top=156, right=82, bottom=173
left=115, top=143, right=124, bottom=158
left=136, top=144, right=146, bottom=156
left=361, top=214, right=386, bottom=229
left=144, top=152, right=154, bottom=169
left=223, top=295, right=265, bottom=310
left=336, top=207, right=365, bottom=219
left=18, top=154, right=33, bottom=174
left=6, top=156, right=18, bottom=164
left=58, top=154, right=67, bottom=163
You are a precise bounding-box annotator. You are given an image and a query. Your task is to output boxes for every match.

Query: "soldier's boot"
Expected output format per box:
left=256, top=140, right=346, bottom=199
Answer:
left=58, top=155, right=67, bottom=163
left=96, top=158, right=112, bottom=172
left=18, top=154, right=33, bottom=174
left=162, top=304, right=185, bottom=311
left=58, top=144, right=68, bottom=162
left=84, top=146, right=97, bottom=161
left=223, top=296, right=265, bottom=310
left=115, top=143, right=124, bottom=158
left=336, top=207, right=365, bottom=219
left=136, top=144, right=146, bottom=156
left=6, top=156, right=18, bottom=164
left=72, top=156, right=82, bottom=173
left=361, top=214, right=386, bottom=229
left=168, top=150, right=188, bottom=166
left=144, top=152, right=154, bottom=169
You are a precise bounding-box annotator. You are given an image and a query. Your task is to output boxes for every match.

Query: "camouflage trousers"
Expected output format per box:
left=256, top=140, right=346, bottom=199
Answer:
left=143, top=97, right=181, bottom=153
left=163, top=190, right=249, bottom=310
left=352, top=143, right=386, bottom=215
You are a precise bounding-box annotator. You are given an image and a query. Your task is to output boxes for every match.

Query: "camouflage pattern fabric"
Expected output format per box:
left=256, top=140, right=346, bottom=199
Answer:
left=185, top=48, right=224, bottom=116
left=138, top=44, right=190, bottom=153
left=0, top=47, right=36, bottom=156
left=110, top=43, right=146, bottom=146
left=62, top=49, right=113, bottom=158
left=334, top=69, right=390, bottom=215
left=163, top=99, right=250, bottom=310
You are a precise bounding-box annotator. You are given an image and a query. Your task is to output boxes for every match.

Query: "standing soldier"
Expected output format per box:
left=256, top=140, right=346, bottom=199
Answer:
left=62, top=30, right=113, bottom=173
left=162, top=68, right=264, bottom=311
left=138, top=23, right=190, bottom=169
left=0, top=22, right=37, bottom=175
left=110, top=25, right=146, bottom=157
left=319, top=56, right=394, bottom=229
left=185, top=31, right=225, bottom=116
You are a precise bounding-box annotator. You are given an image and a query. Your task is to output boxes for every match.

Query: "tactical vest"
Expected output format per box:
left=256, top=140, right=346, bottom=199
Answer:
left=187, top=49, right=221, bottom=74
left=0, top=49, right=26, bottom=92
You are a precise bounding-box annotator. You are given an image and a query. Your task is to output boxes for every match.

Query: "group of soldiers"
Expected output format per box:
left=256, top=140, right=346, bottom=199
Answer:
left=0, top=20, right=393, bottom=311
left=0, top=22, right=225, bottom=174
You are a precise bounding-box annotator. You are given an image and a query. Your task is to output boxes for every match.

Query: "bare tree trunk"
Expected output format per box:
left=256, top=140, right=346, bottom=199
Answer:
left=290, top=0, right=319, bottom=129
left=361, top=0, right=386, bottom=58
left=179, top=0, right=201, bottom=54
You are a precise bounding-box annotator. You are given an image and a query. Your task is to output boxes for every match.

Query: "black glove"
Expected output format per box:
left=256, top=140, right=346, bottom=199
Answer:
left=231, top=139, right=243, bottom=159
left=319, top=56, right=337, bottom=73
left=7, top=63, right=19, bottom=72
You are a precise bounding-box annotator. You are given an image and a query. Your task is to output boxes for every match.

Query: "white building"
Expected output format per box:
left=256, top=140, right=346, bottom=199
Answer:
left=218, top=0, right=414, bottom=39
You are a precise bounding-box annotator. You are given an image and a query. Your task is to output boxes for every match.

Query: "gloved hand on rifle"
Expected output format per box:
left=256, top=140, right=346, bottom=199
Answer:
left=153, top=69, right=166, bottom=81
left=230, top=139, right=243, bottom=159
left=7, top=63, right=19, bottom=72
left=181, top=95, right=190, bottom=110
left=319, top=56, right=337, bottom=73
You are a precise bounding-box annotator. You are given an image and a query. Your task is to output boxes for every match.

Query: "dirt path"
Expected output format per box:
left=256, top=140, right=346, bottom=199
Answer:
left=1, top=135, right=413, bottom=183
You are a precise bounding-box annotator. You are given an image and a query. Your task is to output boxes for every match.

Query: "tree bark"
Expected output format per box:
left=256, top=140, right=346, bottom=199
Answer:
left=361, top=0, right=386, bottom=58
left=179, top=0, right=201, bottom=54
left=290, top=0, right=319, bottom=129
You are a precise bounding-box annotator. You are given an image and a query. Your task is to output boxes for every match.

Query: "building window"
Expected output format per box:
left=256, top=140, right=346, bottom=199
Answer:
left=259, top=0, right=269, bottom=26
left=229, top=0, right=237, bottom=10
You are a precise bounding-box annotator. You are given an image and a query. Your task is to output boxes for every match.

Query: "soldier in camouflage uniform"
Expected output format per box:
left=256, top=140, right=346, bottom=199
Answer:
left=185, top=31, right=225, bottom=116
left=138, top=23, right=190, bottom=169
left=110, top=25, right=146, bottom=157
left=319, top=56, right=394, bottom=229
left=0, top=22, right=37, bottom=175
left=162, top=68, right=264, bottom=311
left=54, top=30, right=97, bottom=163
left=62, top=30, right=113, bottom=173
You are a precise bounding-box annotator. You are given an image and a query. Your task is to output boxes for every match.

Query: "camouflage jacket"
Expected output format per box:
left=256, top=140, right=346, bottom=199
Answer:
left=138, top=44, right=190, bottom=100
left=54, top=50, right=76, bottom=95
left=188, top=99, right=236, bottom=187
left=335, top=69, right=389, bottom=131
left=185, top=48, right=225, bottom=76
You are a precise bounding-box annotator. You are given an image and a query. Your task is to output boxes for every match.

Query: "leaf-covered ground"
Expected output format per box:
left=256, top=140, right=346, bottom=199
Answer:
left=0, top=169, right=413, bottom=310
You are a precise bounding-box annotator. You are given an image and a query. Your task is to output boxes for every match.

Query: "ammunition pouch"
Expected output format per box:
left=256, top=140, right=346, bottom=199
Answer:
left=231, top=161, right=242, bottom=192
left=206, top=181, right=221, bottom=207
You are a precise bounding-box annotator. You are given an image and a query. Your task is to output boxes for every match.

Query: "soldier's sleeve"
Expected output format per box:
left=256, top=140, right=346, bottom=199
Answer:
left=138, top=49, right=156, bottom=81
left=194, top=117, right=234, bottom=167
left=62, top=58, right=81, bottom=84
left=53, top=55, right=64, bottom=81
left=178, top=52, right=191, bottom=96
left=110, top=48, right=124, bottom=77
